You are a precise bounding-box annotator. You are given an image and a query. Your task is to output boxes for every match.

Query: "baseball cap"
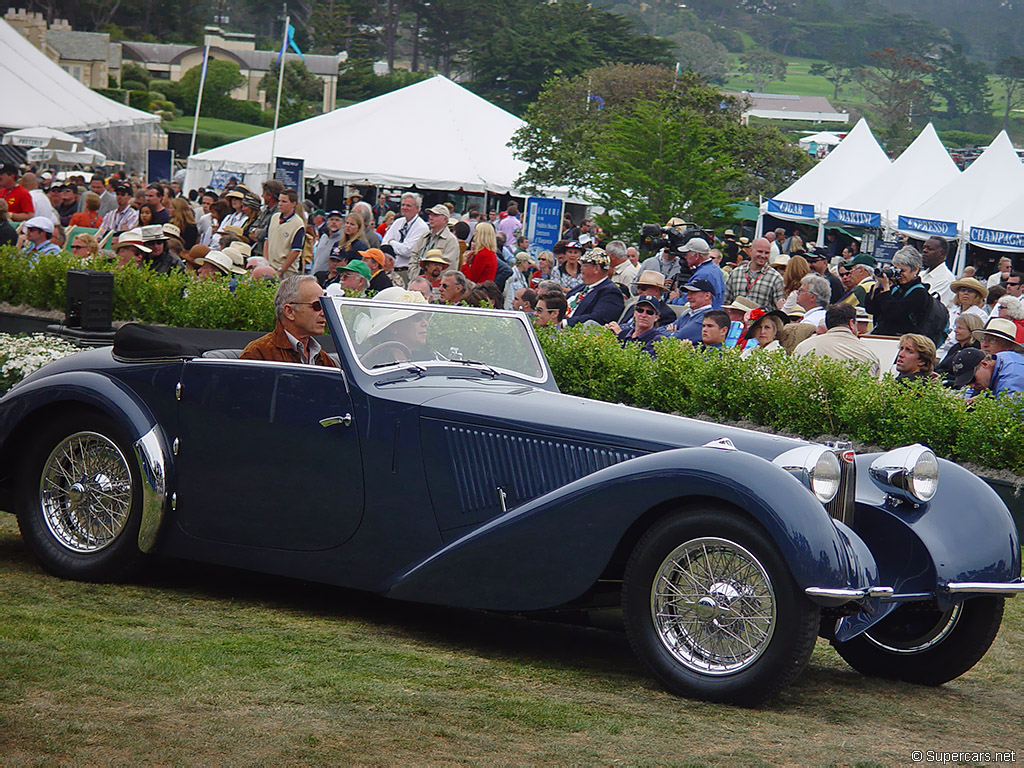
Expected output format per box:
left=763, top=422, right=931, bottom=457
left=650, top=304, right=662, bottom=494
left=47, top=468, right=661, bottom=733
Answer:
left=359, top=247, right=387, bottom=267
left=579, top=248, right=609, bottom=267
left=425, top=204, right=450, bottom=216
left=340, top=259, right=372, bottom=281
left=114, top=183, right=132, bottom=195
left=635, top=295, right=660, bottom=311
left=326, top=209, right=344, bottom=219
left=24, top=215, right=54, bottom=233
left=682, top=237, right=710, bottom=255
left=849, top=254, right=877, bottom=269
left=683, top=278, right=715, bottom=293
left=950, top=347, right=986, bottom=388
left=565, top=240, right=584, bottom=251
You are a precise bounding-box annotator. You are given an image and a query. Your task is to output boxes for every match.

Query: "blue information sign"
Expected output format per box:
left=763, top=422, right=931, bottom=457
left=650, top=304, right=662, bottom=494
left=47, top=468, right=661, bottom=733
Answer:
left=274, top=157, right=305, bottom=200
left=525, top=196, right=564, bottom=256
left=147, top=149, right=173, bottom=184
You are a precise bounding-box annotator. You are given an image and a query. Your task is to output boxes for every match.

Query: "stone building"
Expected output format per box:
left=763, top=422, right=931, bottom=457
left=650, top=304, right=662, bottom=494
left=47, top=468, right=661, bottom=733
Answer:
left=4, top=8, right=122, bottom=89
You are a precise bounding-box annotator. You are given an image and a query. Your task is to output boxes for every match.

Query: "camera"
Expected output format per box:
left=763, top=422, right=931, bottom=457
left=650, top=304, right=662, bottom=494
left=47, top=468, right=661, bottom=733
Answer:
left=875, top=265, right=899, bottom=281
left=640, top=222, right=715, bottom=256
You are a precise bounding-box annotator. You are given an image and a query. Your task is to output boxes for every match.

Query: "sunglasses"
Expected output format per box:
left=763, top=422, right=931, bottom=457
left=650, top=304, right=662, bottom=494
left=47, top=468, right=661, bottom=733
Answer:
left=1008, top=282, right=1021, bottom=287
left=71, top=244, right=90, bottom=251
left=634, top=305, right=658, bottom=316
left=292, top=299, right=324, bottom=312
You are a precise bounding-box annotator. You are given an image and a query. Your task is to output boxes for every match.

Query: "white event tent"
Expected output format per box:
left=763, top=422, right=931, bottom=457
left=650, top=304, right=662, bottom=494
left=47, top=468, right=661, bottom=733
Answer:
left=827, top=123, right=960, bottom=235
left=968, top=190, right=1024, bottom=253
left=185, top=75, right=547, bottom=199
left=757, top=118, right=891, bottom=243
left=897, top=131, right=1024, bottom=271
left=0, top=19, right=160, bottom=171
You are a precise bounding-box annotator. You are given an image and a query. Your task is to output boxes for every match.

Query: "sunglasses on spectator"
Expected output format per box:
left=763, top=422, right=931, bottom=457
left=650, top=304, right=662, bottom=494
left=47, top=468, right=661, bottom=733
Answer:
left=71, top=244, right=90, bottom=251
left=634, top=306, right=658, bottom=316
left=1008, top=281, right=1021, bottom=287
left=292, top=299, right=324, bottom=312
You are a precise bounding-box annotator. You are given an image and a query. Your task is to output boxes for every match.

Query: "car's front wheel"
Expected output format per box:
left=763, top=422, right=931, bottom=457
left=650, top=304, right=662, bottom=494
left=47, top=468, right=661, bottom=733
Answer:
left=831, top=596, right=1004, bottom=685
left=622, top=508, right=820, bottom=706
left=16, top=411, right=147, bottom=582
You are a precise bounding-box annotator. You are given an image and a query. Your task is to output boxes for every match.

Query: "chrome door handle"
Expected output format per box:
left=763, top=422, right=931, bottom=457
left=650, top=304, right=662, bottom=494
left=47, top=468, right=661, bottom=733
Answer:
left=319, top=414, right=353, bottom=428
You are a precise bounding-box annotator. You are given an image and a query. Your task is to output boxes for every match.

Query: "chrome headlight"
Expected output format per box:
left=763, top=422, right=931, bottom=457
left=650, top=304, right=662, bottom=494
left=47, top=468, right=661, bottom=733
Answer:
left=869, top=444, right=939, bottom=504
left=772, top=445, right=841, bottom=504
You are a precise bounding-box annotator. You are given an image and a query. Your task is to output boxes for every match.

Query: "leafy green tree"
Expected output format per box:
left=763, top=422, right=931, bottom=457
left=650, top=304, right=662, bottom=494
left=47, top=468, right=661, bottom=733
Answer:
left=336, top=60, right=432, bottom=104
left=739, top=50, right=787, bottom=92
left=511, top=64, right=720, bottom=194
left=467, top=0, right=672, bottom=114
left=856, top=48, right=932, bottom=145
left=178, top=59, right=245, bottom=116
left=809, top=58, right=856, bottom=102
left=718, top=122, right=814, bottom=201
left=930, top=44, right=990, bottom=121
left=670, top=30, right=728, bottom=84
left=260, top=60, right=325, bottom=123
left=592, top=97, right=740, bottom=237
left=996, top=56, right=1024, bottom=131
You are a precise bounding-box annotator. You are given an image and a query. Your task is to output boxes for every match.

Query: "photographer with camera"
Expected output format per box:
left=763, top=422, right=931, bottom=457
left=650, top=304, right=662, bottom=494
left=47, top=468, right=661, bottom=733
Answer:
left=864, top=246, right=932, bottom=337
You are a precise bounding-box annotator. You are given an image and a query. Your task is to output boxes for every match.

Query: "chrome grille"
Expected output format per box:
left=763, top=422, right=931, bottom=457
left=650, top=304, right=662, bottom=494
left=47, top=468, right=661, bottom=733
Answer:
left=824, top=442, right=856, bottom=526
left=443, top=425, right=642, bottom=515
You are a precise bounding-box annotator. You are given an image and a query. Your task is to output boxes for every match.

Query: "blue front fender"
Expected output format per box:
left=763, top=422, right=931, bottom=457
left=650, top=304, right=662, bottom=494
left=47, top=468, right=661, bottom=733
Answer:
left=385, top=446, right=868, bottom=611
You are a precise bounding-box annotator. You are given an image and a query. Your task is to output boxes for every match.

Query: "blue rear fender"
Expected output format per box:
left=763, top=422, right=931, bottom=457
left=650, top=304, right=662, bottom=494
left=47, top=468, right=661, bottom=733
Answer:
left=385, top=446, right=870, bottom=611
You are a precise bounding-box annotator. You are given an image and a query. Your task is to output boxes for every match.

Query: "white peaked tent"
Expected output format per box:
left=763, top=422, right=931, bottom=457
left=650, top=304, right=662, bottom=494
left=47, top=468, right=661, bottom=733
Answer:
left=899, top=131, right=1024, bottom=240
left=758, top=118, right=890, bottom=243
left=969, top=190, right=1024, bottom=253
left=186, top=75, right=536, bottom=196
left=828, top=123, right=960, bottom=234
left=0, top=19, right=160, bottom=170
left=898, top=131, right=1024, bottom=272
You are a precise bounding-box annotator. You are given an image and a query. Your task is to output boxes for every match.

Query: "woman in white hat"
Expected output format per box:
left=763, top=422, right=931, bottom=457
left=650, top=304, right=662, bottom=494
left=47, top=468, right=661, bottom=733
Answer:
left=353, top=287, right=431, bottom=367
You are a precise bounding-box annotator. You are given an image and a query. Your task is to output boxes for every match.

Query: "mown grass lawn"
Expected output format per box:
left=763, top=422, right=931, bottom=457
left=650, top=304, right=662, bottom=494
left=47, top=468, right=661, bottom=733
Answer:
left=163, top=116, right=269, bottom=139
left=1, top=512, right=1021, bottom=765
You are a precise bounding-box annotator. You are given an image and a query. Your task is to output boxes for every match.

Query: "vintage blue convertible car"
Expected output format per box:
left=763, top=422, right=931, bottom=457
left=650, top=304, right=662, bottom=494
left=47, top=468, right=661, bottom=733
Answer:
left=0, top=296, right=1021, bottom=705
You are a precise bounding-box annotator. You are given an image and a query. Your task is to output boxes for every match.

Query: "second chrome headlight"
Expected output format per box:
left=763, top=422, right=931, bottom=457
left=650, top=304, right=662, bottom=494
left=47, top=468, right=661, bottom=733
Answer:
left=869, top=444, right=939, bottom=504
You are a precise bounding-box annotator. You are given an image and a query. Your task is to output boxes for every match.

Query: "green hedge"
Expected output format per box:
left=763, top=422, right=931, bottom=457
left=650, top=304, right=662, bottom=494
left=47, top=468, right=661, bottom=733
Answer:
left=0, top=249, right=275, bottom=332
left=534, top=327, right=1024, bottom=476
left=2, top=248, right=1022, bottom=475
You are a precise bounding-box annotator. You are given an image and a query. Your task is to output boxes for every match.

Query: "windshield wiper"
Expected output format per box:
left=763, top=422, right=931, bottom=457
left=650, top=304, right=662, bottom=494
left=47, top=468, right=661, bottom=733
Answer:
left=445, top=359, right=499, bottom=377
left=372, top=362, right=426, bottom=384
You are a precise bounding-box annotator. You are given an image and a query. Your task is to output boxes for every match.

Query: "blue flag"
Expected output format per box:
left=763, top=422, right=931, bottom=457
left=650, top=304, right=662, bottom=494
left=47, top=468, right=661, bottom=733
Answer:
left=276, top=22, right=305, bottom=65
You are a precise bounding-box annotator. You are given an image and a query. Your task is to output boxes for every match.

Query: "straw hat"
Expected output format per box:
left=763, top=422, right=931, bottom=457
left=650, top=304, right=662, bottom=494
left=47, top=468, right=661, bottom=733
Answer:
left=114, top=229, right=152, bottom=253
left=973, top=316, right=1024, bottom=350
left=194, top=250, right=235, bottom=277
left=634, top=270, right=666, bottom=289
left=950, top=276, right=988, bottom=300
left=218, top=246, right=248, bottom=274
left=723, top=296, right=759, bottom=314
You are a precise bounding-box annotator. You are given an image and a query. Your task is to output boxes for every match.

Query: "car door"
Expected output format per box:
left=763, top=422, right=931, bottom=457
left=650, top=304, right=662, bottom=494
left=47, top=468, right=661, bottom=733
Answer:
left=173, top=358, right=364, bottom=551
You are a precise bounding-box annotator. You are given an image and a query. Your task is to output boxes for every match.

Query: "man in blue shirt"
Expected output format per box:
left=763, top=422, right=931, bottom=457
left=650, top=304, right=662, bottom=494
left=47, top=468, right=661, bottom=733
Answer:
left=973, top=350, right=1024, bottom=398
left=680, top=237, right=725, bottom=309
left=21, top=216, right=61, bottom=262
left=671, top=278, right=716, bottom=343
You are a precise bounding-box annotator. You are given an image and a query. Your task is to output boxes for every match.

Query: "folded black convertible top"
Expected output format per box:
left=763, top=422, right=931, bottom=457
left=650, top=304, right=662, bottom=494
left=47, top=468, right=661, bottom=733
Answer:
left=112, top=324, right=263, bottom=360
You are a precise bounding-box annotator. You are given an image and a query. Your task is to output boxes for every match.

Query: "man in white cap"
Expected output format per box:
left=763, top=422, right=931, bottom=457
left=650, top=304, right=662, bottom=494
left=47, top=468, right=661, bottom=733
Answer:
left=409, top=203, right=460, bottom=276
left=20, top=216, right=60, bottom=260
left=680, top=236, right=725, bottom=309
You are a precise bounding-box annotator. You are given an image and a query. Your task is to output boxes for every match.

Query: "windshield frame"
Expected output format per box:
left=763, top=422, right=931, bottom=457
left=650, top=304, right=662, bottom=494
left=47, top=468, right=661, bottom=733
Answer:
left=328, top=296, right=552, bottom=385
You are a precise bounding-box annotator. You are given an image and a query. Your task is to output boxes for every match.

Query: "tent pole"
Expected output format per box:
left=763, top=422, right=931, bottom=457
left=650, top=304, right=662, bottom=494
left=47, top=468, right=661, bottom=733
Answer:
left=954, top=225, right=968, bottom=277
left=188, top=41, right=211, bottom=159
left=754, top=195, right=763, bottom=238
left=269, top=8, right=290, bottom=177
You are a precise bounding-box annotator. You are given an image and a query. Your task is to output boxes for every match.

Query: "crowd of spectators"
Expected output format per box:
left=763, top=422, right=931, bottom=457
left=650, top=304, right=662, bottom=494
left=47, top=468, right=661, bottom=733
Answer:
left=3, top=164, right=1023, bottom=401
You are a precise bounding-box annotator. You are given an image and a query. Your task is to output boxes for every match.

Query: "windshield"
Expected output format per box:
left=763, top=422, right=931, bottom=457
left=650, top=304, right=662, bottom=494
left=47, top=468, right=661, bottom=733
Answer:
left=332, top=297, right=548, bottom=381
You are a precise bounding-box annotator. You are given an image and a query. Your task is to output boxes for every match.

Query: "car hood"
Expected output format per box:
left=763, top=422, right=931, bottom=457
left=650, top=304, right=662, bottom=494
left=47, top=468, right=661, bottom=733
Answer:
left=419, top=384, right=808, bottom=461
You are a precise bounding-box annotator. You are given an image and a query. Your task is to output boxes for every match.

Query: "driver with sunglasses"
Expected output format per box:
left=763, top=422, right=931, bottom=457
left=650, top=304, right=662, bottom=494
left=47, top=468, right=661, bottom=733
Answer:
left=241, top=275, right=338, bottom=366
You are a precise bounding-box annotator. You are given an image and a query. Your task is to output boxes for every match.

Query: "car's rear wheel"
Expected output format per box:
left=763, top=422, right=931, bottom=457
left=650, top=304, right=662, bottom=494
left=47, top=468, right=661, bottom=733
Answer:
left=16, top=412, right=147, bottom=582
left=622, top=508, right=819, bottom=706
left=831, top=596, right=1003, bottom=685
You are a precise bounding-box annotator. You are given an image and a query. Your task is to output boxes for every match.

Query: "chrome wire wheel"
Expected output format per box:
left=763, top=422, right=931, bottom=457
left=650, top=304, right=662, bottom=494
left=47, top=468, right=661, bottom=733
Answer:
left=651, top=536, right=777, bottom=675
left=39, top=430, right=134, bottom=553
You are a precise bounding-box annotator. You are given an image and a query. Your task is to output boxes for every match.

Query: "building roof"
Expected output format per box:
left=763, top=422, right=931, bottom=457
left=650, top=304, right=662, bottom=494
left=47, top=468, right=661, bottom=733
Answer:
left=46, top=29, right=111, bottom=62
left=122, top=40, right=339, bottom=77
left=736, top=92, right=849, bottom=123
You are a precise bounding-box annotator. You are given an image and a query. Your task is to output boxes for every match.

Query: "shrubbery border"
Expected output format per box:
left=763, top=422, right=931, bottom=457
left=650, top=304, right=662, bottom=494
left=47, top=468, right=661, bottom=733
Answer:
left=2, top=247, right=1021, bottom=475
